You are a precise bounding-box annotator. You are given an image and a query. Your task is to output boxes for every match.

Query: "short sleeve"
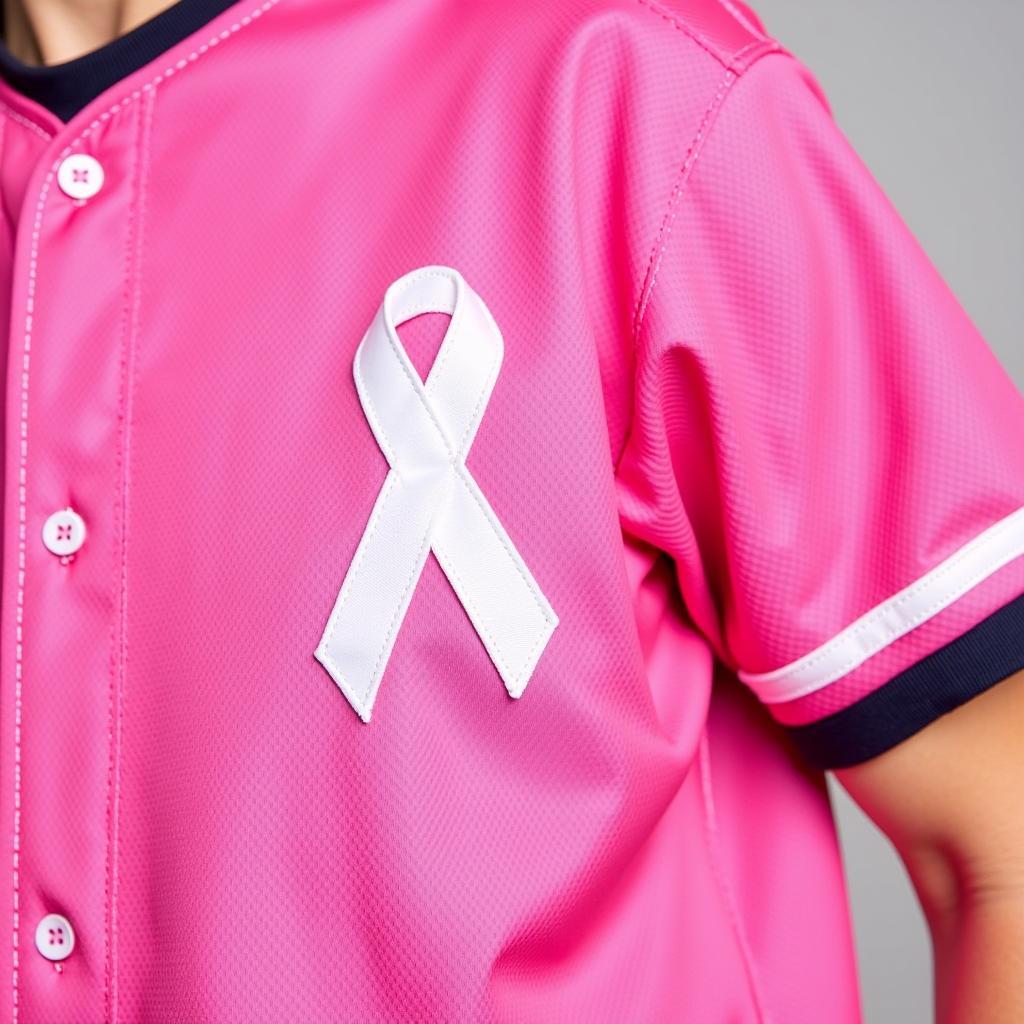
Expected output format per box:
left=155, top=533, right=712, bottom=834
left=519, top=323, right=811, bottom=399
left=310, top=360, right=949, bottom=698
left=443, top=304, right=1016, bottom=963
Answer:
left=615, top=48, right=1024, bottom=770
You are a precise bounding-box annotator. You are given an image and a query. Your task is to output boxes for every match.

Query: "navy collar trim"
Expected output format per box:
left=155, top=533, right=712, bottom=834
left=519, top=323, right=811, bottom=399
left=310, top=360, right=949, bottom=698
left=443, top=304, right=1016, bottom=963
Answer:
left=0, top=0, right=242, bottom=122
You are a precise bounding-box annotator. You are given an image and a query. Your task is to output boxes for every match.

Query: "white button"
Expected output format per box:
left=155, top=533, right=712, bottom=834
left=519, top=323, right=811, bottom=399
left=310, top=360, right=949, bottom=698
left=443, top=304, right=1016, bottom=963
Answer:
left=35, top=913, right=75, bottom=962
left=42, top=506, right=86, bottom=558
left=57, top=153, right=104, bottom=200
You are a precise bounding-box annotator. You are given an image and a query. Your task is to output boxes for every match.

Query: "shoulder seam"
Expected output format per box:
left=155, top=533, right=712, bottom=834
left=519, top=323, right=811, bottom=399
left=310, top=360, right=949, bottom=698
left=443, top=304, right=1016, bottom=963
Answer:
left=629, top=44, right=789, bottom=348
left=633, top=0, right=779, bottom=72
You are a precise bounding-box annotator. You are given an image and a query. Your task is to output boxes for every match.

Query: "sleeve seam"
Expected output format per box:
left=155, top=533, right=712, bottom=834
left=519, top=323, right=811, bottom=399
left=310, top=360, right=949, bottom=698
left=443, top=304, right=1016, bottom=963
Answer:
left=628, top=43, right=791, bottom=354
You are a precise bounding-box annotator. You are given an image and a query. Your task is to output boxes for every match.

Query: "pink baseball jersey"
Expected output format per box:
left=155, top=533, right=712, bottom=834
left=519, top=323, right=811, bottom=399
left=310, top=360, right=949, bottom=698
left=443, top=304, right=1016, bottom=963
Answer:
left=0, top=0, right=1021, bottom=1020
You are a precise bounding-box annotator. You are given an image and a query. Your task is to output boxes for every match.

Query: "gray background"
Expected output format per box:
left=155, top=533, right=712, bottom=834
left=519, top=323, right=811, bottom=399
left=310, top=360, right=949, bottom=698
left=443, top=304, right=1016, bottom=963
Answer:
left=751, top=2, right=1023, bottom=1021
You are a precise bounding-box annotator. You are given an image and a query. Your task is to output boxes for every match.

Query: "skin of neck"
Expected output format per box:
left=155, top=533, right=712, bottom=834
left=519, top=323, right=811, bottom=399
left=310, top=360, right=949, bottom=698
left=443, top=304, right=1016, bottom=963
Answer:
left=2, top=0, right=178, bottom=64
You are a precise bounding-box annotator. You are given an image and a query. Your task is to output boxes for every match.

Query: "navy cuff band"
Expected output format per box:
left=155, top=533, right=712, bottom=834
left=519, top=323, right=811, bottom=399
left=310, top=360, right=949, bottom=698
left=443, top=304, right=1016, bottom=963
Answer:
left=786, top=589, right=1024, bottom=770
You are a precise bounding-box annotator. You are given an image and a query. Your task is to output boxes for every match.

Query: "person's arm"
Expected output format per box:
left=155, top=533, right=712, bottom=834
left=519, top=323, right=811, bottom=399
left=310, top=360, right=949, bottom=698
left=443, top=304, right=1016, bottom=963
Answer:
left=618, top=38, right=1024, bottom=1017
left=837, top=670, right=1024, bottom=1024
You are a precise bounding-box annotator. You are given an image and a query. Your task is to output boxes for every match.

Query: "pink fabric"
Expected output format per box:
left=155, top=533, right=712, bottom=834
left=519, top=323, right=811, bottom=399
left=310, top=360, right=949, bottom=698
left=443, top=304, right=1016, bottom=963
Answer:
left=614, top=43, right=1024, bottom=724
left=0, top=0, right=1019, bottom=1020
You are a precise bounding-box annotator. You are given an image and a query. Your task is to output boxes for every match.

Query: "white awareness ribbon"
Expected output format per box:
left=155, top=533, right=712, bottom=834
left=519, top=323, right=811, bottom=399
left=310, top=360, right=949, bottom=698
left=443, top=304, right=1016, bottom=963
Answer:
left=314, top=265, right=559, bottom=721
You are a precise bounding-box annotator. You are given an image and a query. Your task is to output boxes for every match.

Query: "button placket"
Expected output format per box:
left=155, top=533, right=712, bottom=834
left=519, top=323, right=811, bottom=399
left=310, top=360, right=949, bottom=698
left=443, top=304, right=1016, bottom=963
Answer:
left=8, top=110, right=137, bottom=1022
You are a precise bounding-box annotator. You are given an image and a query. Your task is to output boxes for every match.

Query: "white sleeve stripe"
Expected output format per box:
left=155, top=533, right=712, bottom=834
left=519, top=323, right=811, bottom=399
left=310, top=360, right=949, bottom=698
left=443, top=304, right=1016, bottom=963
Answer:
left=739, top=503, right=1024, bottom=704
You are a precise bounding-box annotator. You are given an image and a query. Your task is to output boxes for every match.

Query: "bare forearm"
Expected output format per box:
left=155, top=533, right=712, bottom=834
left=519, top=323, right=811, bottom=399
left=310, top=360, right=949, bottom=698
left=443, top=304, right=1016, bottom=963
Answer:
left=906, top=843, right=1024, bottom=1022
left=930, top=892, right=1024, bottom=1024
left=836, top=671, right=1024, bottom=1024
